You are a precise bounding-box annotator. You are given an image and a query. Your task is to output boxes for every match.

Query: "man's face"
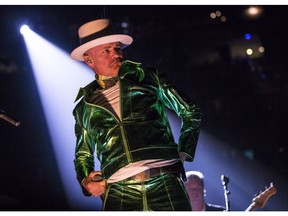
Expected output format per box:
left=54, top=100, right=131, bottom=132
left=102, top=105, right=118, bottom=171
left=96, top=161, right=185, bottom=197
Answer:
left=185, top=177, right=205, bottom=204
left=85, top=42, right=123, bottom=77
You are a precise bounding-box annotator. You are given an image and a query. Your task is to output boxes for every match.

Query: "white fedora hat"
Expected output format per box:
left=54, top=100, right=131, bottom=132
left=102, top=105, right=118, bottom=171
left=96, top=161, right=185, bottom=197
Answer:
left=71, top=19, right=133, bottom=61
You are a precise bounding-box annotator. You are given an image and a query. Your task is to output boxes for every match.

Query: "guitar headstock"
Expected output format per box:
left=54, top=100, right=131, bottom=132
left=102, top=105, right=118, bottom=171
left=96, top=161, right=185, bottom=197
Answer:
left=252, top=182, right=277, bottom=209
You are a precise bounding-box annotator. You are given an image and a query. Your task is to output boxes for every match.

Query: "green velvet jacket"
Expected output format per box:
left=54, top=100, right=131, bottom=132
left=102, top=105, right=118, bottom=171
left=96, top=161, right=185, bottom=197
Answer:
left=73, top=60, right=202, bottom=189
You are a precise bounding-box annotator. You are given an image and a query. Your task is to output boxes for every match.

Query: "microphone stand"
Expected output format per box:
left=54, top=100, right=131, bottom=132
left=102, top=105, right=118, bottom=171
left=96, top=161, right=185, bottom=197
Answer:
left=221, top=174, right=231, bottom=211
left=0, top=109, right=21, bottom=127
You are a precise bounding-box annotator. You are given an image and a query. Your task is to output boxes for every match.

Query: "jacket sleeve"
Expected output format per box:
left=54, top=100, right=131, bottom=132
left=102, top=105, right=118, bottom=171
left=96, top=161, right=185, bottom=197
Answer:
left=73, top=100, right=95, bottom=196
left=155, top=69, right=202, bottom=161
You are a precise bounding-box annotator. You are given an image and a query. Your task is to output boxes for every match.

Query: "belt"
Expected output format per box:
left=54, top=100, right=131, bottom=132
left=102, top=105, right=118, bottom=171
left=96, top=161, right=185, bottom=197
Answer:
left=131, top=161, right=186, bottom=182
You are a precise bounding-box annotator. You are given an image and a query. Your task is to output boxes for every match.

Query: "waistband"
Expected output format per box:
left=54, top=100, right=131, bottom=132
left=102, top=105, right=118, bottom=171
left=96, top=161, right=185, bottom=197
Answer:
left=130, top=161, right=186, bottom=182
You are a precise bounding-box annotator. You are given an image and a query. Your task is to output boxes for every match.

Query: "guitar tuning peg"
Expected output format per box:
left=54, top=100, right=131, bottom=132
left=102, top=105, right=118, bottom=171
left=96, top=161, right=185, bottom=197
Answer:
left=254, top=190, right=262, bottom=197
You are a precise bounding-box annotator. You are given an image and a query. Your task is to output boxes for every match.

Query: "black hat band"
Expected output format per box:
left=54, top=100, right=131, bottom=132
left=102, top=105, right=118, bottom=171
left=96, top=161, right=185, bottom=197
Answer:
left=79, top=25, right=116, bottom=45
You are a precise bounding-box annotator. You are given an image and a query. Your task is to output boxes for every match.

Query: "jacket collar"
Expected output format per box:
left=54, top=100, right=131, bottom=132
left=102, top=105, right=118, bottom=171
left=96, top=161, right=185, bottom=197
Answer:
left=74, top=79, right=99, bottom=102
left=74, top=60, right=145, bottom=103
left=118, top=60, right=145, bottom=82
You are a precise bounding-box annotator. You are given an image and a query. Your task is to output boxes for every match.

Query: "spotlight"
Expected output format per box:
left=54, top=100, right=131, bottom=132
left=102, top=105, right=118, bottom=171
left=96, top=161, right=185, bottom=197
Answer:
left=20, top=24, right=30, bottom=35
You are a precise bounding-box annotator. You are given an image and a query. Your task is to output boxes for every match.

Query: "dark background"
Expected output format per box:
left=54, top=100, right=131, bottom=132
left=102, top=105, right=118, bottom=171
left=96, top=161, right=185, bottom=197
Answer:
left=0, top=5, right=287, bottom=210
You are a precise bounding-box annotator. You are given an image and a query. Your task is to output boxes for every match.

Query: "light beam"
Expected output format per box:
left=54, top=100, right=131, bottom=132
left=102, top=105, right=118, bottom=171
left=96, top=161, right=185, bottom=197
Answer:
left=21, top=27, right=101, bottom=210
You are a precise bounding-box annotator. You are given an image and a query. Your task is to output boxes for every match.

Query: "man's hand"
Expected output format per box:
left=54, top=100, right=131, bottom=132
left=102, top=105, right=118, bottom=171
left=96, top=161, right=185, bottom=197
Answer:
left=82, top=171, right=106, bottom=197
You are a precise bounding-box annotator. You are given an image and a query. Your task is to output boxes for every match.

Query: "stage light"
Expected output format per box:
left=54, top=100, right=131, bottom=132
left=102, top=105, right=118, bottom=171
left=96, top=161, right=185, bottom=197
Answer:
left=20, top=24, right=30, bottom=35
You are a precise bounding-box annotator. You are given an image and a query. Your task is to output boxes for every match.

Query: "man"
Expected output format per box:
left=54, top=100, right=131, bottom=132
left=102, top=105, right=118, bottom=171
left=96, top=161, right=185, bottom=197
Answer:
left=71, top=18, right=201, bottom=211
left=185, top=171, right=226, bottom=211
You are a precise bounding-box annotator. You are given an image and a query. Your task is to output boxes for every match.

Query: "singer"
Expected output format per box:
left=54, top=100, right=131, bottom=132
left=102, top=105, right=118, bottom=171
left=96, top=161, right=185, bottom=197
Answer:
left=70, top=18, right=202, bottom=210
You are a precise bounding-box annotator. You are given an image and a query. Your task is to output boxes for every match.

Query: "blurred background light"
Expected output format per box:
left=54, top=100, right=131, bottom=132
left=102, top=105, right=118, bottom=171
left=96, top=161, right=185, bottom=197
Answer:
left=244, top=33, right=252, bottom=40
left=258, top=46, right=265, bottom=53
left=244, top=6, right=264, bottom=19
left=220, top=16, right=227, bottom=22
left=215, top=10, right=221, bottom=17
left=246, top=48, right=253, bottom=55
left=210, top=12, right=216, bottom=19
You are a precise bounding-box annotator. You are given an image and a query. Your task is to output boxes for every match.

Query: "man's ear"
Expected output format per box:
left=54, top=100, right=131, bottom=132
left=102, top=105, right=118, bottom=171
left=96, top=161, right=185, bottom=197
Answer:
left=83, top=54, right=93, bottom=66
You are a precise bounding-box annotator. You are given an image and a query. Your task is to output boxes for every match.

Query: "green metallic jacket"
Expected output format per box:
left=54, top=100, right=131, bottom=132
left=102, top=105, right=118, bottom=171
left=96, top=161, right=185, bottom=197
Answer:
left=73, top=60, right=202, bottom=188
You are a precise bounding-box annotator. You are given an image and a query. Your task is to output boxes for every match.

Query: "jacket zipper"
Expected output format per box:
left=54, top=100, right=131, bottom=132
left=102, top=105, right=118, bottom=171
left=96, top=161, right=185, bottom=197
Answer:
left=84, top=80, right=132, bottom=163
left=119, top=78, right=132, bottom=163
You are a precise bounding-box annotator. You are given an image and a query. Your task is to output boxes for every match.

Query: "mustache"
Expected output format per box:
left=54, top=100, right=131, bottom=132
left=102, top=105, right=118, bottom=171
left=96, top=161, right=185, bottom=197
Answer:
left=111, top=57, right=123, bottom=65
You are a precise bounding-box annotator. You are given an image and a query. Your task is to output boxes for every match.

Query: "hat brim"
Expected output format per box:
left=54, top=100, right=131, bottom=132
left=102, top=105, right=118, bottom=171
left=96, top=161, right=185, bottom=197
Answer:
left=70, top=34, right=133, bottom=61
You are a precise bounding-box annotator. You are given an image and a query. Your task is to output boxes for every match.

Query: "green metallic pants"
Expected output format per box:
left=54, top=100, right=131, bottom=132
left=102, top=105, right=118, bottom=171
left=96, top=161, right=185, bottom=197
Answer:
left=102, top=173, right=192, bottom=211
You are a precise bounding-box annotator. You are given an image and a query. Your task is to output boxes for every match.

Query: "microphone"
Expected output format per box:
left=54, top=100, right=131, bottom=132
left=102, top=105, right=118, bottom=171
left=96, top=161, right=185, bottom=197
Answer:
left=0, top=109, right=21, bottom=127
left=221, top=175, right=229, bottom=185
left=92, top=174, right=103, bottom=182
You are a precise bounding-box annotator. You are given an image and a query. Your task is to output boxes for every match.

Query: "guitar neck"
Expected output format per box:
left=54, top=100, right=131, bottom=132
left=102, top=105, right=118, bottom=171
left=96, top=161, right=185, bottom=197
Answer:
left=245, top=202, right=257, bottom=212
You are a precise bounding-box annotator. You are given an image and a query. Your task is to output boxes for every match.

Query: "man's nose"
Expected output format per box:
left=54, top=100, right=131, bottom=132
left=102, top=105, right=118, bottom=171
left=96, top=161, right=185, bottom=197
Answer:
left=111, top=48, right=122, bottom=57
